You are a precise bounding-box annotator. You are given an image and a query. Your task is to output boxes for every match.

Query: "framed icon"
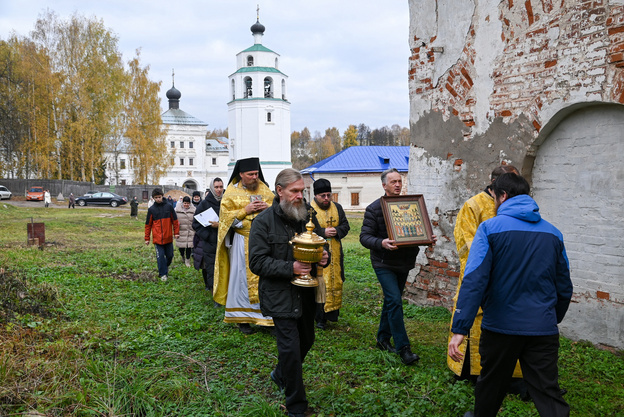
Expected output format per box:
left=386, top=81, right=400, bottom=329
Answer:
left=380, top=194, right=434, bottom=246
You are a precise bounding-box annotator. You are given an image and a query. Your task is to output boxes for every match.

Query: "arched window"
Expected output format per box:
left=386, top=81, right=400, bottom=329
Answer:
left=231, top=79, right=235, bottom=100
left=244, top=77, right=253, bottom=98
left=264, top=77, right=273, bottom=98
left=247, top=55, right=254, bottom=66
left=267, top=112, right=272, bottom=122
left=281, top=79, right=286, bottom=100
left=275, top=58, right=279, bottom=69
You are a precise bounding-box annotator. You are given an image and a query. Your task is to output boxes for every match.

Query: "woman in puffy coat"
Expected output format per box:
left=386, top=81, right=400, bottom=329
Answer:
left=175, top=196, right=196, bottom=267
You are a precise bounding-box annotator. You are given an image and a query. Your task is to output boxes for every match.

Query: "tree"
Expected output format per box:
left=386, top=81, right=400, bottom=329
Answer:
left=207, top=128, right=228, bottom=138
left=125, top=50, right=169, bottom=185
left=342, top=124, right=358, bottom=149
left=325, top=127, right=341, bottom=154
left=357, top=123, right=371, bottom=146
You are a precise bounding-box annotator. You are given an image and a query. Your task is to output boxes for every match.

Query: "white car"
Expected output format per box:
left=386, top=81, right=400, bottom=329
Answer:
left=0, top=185, right=12, bottom=200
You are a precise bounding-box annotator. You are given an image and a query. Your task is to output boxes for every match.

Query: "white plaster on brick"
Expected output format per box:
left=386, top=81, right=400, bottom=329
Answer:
left=472, top=0, right=505, bottom=135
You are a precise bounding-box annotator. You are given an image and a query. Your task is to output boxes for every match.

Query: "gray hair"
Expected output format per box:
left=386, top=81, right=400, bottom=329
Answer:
left=275, top=168, right=303, bottom=190
left=381, top=168, right=399, bottom=185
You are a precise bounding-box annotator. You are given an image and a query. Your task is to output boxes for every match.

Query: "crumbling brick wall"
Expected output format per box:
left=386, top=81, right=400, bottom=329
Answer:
left=407, top=0, right=624, bottom=348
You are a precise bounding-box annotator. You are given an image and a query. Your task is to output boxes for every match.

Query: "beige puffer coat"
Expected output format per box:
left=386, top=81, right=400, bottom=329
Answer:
left=175, top=203, right=196, bottom=248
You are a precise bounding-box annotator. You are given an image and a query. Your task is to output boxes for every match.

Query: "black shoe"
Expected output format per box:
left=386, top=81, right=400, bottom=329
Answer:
left=376, top=339, right=396, bottom=353
left=270, top=370, right=285, bottom=392
left=316, top=321, right=326, bottom=330
left=213, top=301, right=221, bottom=308
left=462, top=412, right=475, bottom=417
left=238, top=323, right=254, bottom=335
left=398, top=346, right=420, bottom=365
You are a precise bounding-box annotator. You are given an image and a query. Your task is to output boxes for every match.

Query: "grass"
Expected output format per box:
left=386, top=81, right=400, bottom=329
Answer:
left=0, top=203, right=622, bottom=416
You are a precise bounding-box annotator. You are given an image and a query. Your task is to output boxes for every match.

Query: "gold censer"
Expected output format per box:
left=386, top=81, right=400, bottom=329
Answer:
left=289, top=217, right=326, bottom=287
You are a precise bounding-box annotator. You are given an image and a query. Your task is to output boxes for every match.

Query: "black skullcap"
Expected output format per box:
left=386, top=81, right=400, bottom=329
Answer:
left=313, top=178, right=332, bottom=195
left=192, top=191, right=201, bottom=197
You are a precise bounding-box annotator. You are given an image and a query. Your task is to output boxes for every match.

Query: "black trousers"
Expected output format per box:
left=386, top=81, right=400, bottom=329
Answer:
left=475, top=329, right=569, bottom=417
left=178, top=247, right=192, bottom=260
left=272, top=288, right=316, bottom=414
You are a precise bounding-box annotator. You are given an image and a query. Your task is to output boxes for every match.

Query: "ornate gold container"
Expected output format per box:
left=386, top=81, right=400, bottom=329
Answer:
left=289, top=218, right=326, bottom=287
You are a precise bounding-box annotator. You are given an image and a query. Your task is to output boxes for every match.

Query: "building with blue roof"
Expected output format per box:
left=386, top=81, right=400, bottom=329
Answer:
left=301, top=146, right=410, bottom=210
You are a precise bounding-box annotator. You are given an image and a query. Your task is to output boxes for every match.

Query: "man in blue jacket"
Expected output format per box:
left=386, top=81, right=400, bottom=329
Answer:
left=448, top=173, right=572, bottom=417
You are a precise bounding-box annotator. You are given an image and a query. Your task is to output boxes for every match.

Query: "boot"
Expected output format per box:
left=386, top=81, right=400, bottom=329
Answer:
left=398, top=345, right=420, bottom=365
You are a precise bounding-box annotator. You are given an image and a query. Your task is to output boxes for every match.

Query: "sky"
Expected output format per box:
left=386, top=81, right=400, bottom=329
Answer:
left=0, top=0, right=411, bottom=136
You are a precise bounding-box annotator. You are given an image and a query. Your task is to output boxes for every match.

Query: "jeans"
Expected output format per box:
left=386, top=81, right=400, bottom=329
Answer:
left=154, top=243, right=174, bottom=277
left=374, top=267, right=410, bottom=351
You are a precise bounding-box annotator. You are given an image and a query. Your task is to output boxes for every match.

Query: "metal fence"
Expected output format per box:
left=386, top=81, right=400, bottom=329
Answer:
left=0, top=179, right=194, bottom=201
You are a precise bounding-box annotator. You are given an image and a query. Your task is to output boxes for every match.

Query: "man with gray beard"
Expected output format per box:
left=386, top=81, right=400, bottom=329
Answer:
left=249, top=168, right=329, bottom=417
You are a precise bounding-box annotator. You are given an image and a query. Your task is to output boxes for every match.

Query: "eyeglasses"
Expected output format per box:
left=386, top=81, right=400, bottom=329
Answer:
left=317, top=193, right=332, bottom=199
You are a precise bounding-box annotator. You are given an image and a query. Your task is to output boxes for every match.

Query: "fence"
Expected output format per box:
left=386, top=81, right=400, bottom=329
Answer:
left=0, top=179, right=195, bottom=201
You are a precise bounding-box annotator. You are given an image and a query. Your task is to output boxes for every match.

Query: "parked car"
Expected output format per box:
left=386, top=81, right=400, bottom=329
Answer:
left=76, top=192, right=128, bottom=207
left=0, top=185, right=12, bottom=200
left=26, top=186, right=45, bottom=201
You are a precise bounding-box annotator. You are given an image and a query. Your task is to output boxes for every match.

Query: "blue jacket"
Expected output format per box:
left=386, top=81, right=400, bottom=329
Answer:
left=451, top=194, right=572, bottom=336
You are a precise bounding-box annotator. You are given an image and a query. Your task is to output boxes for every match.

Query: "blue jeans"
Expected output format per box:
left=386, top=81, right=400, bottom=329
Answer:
left=374, top=267, right=410, bottom=351
left=155, top=243, right=174, bottom=277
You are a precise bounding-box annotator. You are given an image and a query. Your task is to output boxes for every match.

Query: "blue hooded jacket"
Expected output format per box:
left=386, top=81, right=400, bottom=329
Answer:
left=451, top=194, right=573, bottom=336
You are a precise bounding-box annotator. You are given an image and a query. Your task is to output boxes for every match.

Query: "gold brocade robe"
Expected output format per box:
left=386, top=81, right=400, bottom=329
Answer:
left=213, top=180, right=274, bottom=306
left=449, top=191, right=522, bottom=378
left=311, top=200, right=343, bottom=312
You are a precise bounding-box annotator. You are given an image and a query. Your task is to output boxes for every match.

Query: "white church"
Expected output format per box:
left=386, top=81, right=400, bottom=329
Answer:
left=104, top=14, right=291, bottom=191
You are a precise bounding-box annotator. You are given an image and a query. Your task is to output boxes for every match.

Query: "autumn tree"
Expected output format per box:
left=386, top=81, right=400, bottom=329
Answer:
left=207, top=127, right=228, bottom=138
left=125, top=51, right=169, bottom=184
left=342, top=124, right=358, bottom=149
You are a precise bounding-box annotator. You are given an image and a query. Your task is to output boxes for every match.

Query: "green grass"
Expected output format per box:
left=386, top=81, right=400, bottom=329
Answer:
left=0, top=204, right=622, bottom=416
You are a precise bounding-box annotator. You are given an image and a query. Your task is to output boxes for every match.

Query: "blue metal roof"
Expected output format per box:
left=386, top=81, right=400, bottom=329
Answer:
left=301, top=146, right=410, bottom=174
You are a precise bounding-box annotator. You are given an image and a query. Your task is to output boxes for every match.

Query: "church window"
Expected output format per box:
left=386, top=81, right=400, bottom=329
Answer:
left=332, top=193, right=339, bottom=203
left=247, top=55, right=254, bottom=66
left=180, top=141, right=184, bottom=148
left=244, top=77, right=253, bottom=98
left=275, top=58, right=278, bottom=68
left=180, top=158, right=185, bottom=166
left=120, top=159, right=126, bottom=170
left=264, top=77, right=273, bottom=98
left=267, top=112, right=272, bottom=122
left=189, top=158, right=194, bottom=166
left=170, top=141, right=175, bottom=148
left=231, top=80, right=235, bottom=100
left=120, top=180, right=126, bottom=185
left=281, top=79, right=286, bottom=100
left=189, top=141, right=193, bottom=149
left=212, top=157, right=217, bottom=165
left=351, top=192, right=360, bottom=206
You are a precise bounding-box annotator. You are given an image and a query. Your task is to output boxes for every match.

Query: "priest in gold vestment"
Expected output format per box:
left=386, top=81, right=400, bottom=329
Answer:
left=214, top=157, right=274, bottom=333
left=449, top=165, right=522, bottom=380
left=311, top=179, right=350, bottom=330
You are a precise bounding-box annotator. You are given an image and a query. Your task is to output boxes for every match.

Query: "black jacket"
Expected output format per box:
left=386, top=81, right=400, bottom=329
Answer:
left=249, top=198, right=320, bottom=319
left=359, top=197, right=419, bottom=273
left=192, top=192, right=221, bottom=264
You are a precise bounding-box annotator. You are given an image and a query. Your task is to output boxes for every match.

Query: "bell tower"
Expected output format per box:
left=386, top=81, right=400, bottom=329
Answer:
left=227, top=10, right=292, bottom=188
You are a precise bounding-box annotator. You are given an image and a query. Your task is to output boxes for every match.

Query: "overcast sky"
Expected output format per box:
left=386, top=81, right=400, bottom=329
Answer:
left=0, top=0, right=410, bottom=135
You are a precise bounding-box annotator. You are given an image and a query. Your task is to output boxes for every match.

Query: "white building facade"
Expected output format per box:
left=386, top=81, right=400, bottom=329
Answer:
left=227, top=17, right=292, bottom=188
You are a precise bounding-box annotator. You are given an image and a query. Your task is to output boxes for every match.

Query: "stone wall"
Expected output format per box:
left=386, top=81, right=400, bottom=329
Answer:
left=407, top=0, right=624, bottom=348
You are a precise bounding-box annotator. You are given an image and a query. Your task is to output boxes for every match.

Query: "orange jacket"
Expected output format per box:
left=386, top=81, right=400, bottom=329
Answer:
left=145, top=201, right=180, bottom=245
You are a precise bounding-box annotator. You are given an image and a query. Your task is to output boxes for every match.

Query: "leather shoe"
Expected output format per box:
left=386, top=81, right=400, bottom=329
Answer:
left=376, top=339, right=396, bottom=353
left=270, top=370, right=285, bottom=392
left=316, top=321, right=326, bottom=330
left=398, top=346, right=420, bottom=365
left=238, top=323, right=254, bottom=335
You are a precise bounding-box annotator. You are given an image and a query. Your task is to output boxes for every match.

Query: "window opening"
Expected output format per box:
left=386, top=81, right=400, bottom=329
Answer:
left=244, top=77, right=253, bottom=98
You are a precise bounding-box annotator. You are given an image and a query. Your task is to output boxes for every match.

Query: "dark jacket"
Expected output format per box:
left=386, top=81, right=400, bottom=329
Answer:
left=145, top=201, right=179, bottom=245
left=451, top=194, right=573, bottom=336
left=192, top=192, right=221, bottom=270
left=249, top=198, right=319, bottom=319
left=359, top=197, right=419, bottom=273
left=312, top=201, right=349, bottom=282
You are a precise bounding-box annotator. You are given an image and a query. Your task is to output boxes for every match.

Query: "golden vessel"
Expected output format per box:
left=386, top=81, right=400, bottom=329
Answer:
left=289, top=217, right=326, bottom=287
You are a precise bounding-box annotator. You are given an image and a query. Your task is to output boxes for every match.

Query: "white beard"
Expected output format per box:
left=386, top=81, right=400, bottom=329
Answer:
left=280, top=199, right=308, bottom=222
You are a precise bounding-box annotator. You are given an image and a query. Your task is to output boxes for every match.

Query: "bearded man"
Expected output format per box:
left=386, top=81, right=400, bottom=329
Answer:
left=214, top=157, right=274, bottom=334
left=249, top=168, right=329, bottom=417
left=310, top=178, right=350, bottom=330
